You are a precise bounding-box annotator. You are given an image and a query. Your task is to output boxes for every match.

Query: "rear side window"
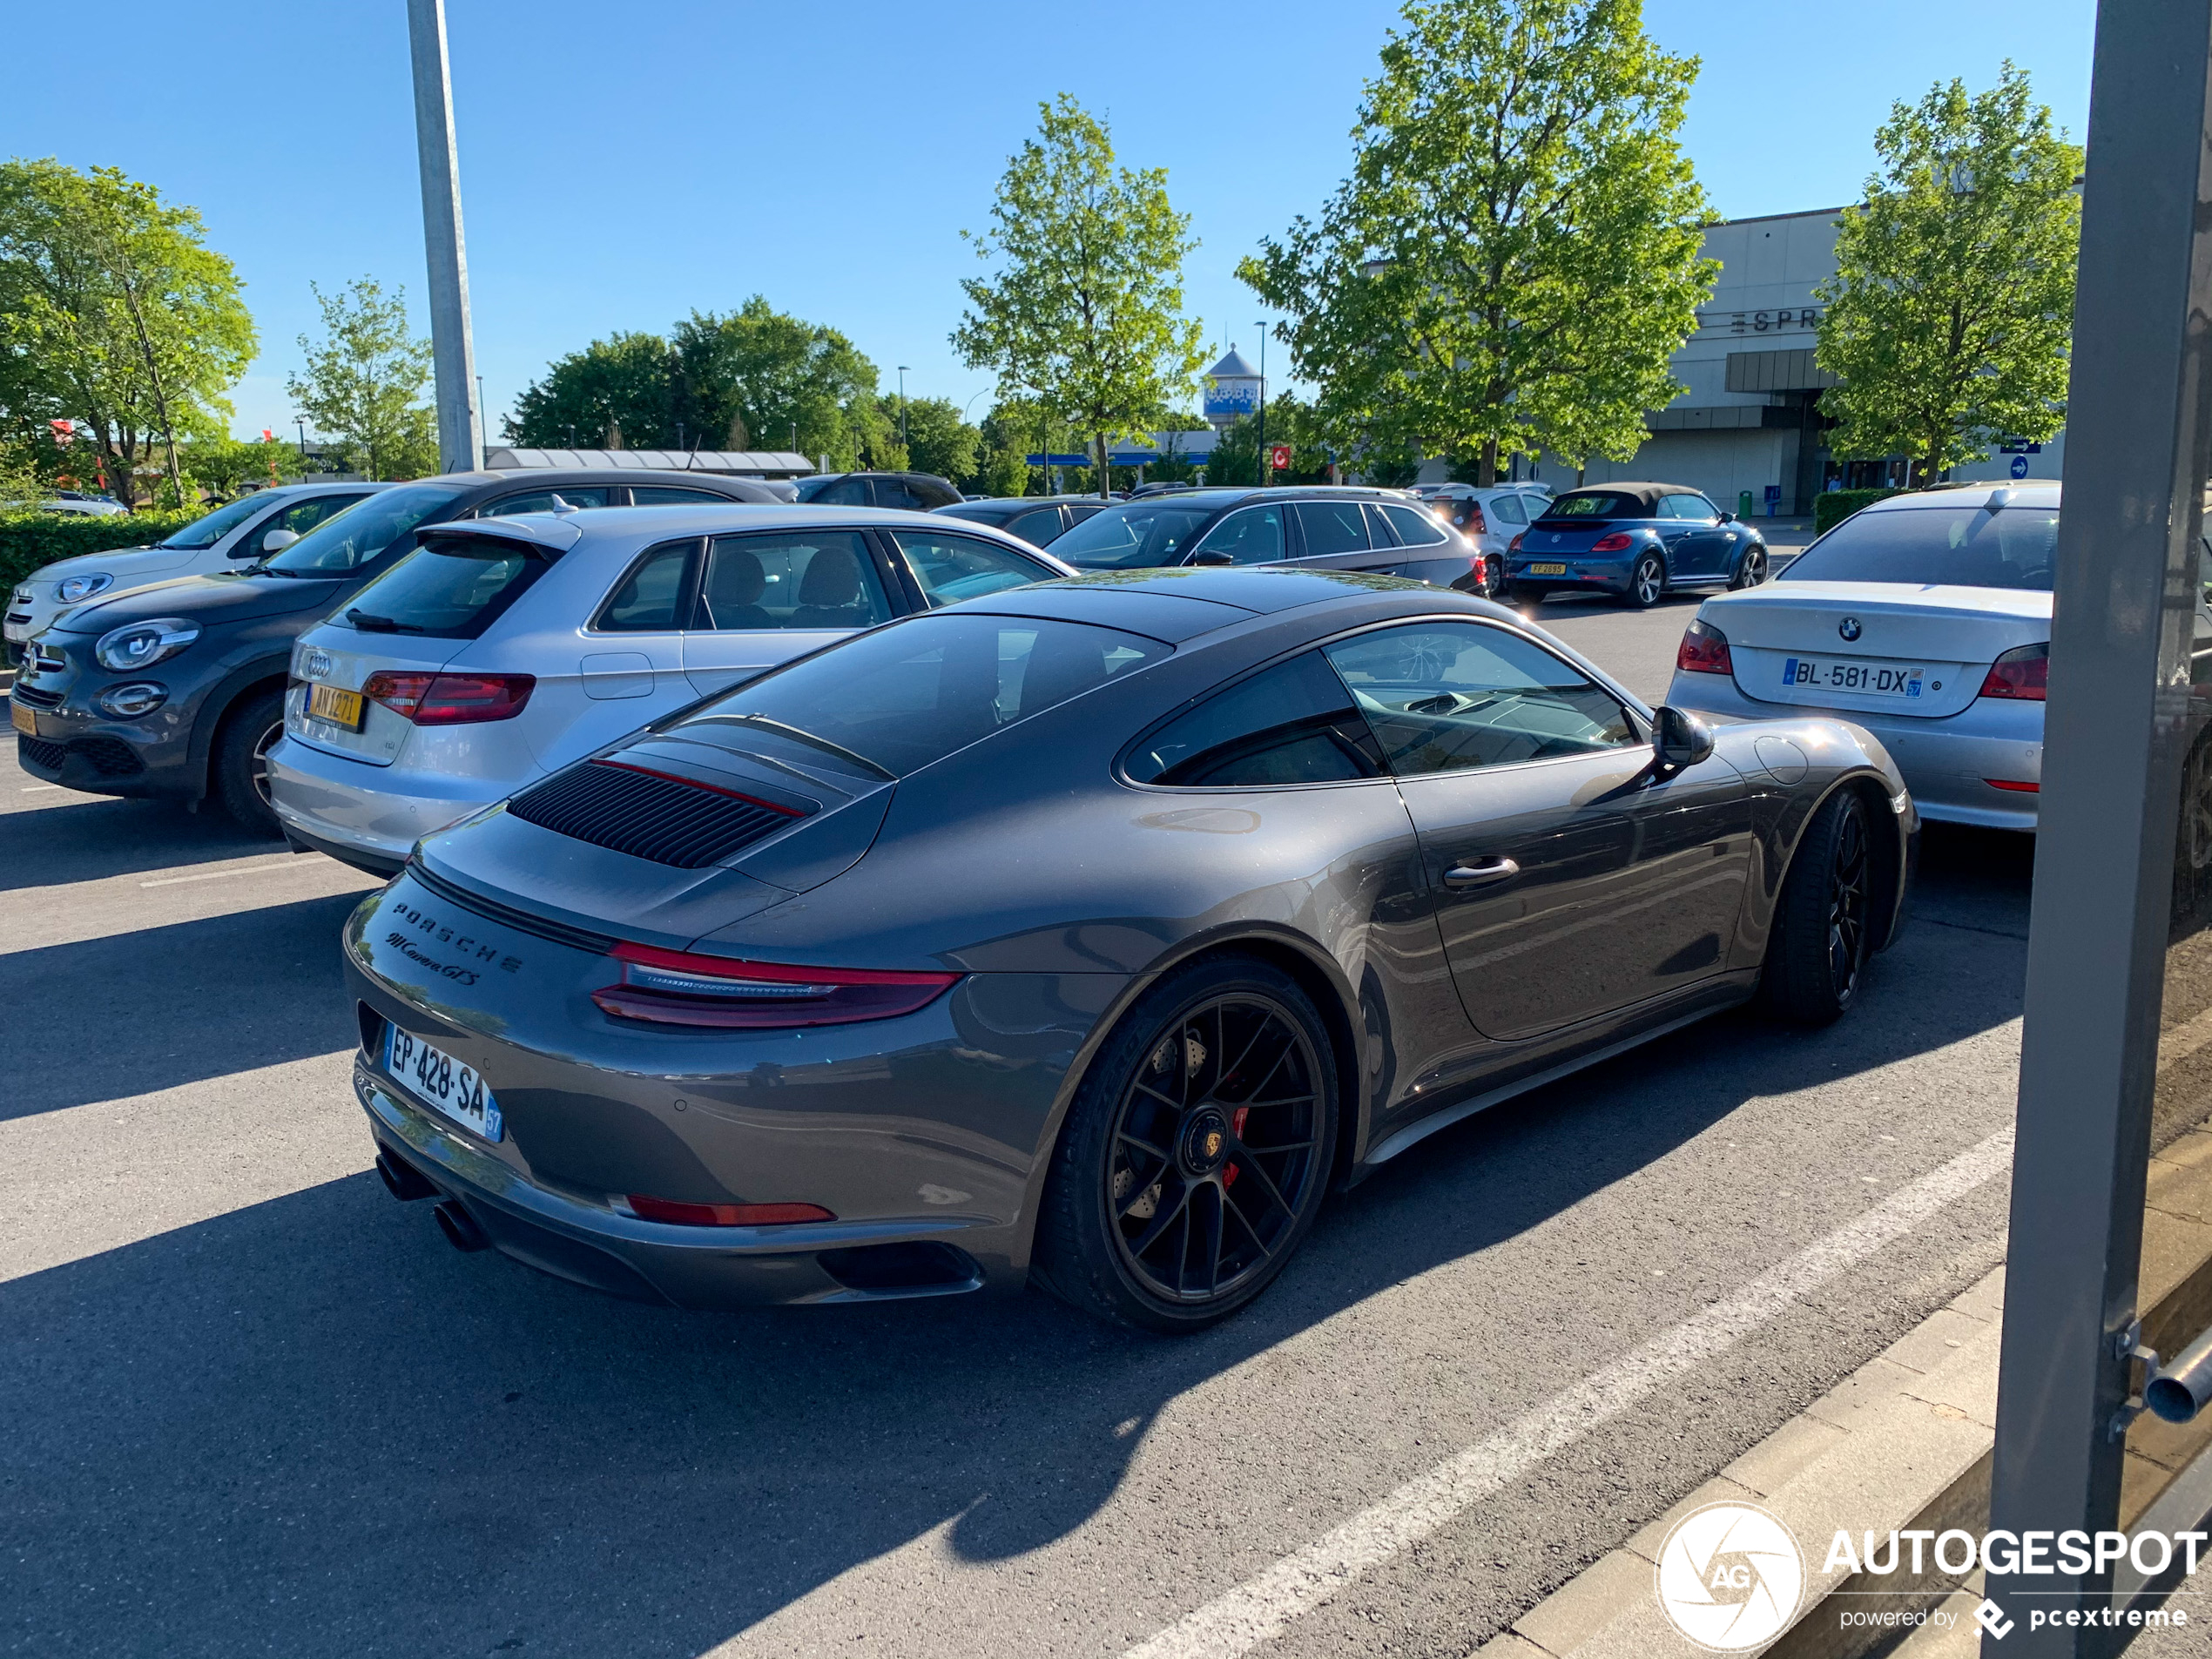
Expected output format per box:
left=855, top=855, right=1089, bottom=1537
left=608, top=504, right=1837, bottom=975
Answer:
left=1379, top=503, right=1448, bottom=546
left=1005, top=508, right=1067, bottom=545
left=597, top=542, right=698, bottom=631
left=891, top=529, right=1049, bottom=607
left=486, top=486, right=615, bottom=514
left=679, top=613, right=1168, bottom=777
left=1126, top=651, right=1384, bottom=787
left=1541, top=491, right=1640, bottom=520
left=808, top=477, right=872, bottom=506
left=1490, top=496, right=1529, bottom=525
left=696, top=529, right=893, bottom=631
left=631, top=486, right=732, bottom=506
left=340, top=534, right=555, bottom=639
left=1293, top=501, right=1370, bottom=556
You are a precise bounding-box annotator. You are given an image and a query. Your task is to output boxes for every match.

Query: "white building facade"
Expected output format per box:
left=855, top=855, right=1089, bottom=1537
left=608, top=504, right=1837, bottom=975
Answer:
left=1443, top=206, right=2066, bottom=515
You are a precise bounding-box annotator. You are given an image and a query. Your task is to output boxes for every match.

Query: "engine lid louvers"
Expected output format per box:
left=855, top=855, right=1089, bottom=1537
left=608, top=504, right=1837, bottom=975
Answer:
left=506, top=759, right=814, bottom=868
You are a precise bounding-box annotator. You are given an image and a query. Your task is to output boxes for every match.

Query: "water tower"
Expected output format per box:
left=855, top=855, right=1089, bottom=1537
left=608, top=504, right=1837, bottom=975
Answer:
left=1202, top=348, right=1263, bottom=432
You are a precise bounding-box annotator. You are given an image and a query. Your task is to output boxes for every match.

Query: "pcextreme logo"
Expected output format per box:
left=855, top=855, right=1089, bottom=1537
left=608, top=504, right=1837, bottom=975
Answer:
left=1654, top=1502, right=1805, bottom=1651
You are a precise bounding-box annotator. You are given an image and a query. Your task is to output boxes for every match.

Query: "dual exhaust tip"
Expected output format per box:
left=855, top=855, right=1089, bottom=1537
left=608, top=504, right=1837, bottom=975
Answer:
left=374, top=1149, right=489, bottom=1253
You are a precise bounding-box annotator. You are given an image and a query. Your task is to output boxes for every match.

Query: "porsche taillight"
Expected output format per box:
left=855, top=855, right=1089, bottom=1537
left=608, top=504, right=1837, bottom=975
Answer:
left=592, top=941, right=961, bottom=1029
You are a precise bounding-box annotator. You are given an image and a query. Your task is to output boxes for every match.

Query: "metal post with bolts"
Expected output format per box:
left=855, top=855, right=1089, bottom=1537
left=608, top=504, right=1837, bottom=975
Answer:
left=1984, top=0, right=2212, bottom=1650
left=405, top=0, right=482, bottom=476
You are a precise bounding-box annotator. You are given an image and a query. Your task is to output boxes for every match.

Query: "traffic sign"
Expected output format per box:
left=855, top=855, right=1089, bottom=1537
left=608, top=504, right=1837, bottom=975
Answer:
left=1269, top=443, right=1292, bottom=473
left=2010, top=455, right=2030, bottom=479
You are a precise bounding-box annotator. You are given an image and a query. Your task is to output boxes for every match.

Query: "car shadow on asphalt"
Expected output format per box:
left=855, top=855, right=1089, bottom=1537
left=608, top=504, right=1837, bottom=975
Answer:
left=0, top=794, right=283, bottom=892
left=0, top=850, right=2033, bottom=1659
left=0, top=891, right=366, bottom=1122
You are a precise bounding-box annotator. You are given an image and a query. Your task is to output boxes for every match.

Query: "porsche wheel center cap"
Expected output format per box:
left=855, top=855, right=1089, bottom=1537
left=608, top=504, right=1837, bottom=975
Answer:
left=1180, top=1107, right=1231, bottom=1177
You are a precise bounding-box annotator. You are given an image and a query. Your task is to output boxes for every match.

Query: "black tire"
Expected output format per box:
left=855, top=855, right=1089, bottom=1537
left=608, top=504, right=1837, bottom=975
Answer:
left=1624, top=551, right=1665, bottom=609
left=213, top=688, right=286, bottom=836
left=1729, top=544, right=1770, bottom=589
left=1758, top=789, right=1874, bottom=1025
left=1030, top=954, right=1338, bottom=1333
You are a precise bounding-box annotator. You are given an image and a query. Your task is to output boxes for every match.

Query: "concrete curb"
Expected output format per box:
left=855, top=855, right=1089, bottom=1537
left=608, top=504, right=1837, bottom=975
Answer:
left=1475, top=1127, right=2212, bottom=1659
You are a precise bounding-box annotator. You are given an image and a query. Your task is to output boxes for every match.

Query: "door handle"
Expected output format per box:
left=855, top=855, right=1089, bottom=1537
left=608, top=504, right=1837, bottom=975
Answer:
left=1443, top=857, right=1521, bottom=889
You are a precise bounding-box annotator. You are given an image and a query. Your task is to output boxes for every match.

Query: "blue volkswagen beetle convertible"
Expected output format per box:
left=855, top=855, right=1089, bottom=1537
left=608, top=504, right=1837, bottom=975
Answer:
left=1502, top=482, right=1770, bottom=608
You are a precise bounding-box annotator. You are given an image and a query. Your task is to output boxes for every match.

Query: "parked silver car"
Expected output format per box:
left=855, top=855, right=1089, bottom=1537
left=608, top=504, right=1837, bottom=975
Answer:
left=1664, top=482, right=2071, bottom=830
left=1411, top=483, right=1553, bottom=586
left=267, top=503, right=1076, bottom=873
left=4, top=482, right=388, bottom=664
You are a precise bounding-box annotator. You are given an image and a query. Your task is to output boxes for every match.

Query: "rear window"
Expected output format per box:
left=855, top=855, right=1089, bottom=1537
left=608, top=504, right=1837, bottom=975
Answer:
left=1051, top=502, right=1216, bottom=569
left=260, top=482, right=469, bottom=575
left=1782, top=505, right=2059, bottom=591
left=674, top=612, right=1169, bottom=777
left=336, top=532, right=555, bottom=638
left=1539, top=490, right=1642, bottom=520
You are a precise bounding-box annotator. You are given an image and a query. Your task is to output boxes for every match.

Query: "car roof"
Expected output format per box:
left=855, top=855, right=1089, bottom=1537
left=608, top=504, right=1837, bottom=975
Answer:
left=435, top=468, right=775, bottom=496
left=465, top=502, right=1077, bottom=563
left=1544, top=482, right=1700, bottom=510
left=1857, top=482, right=2062, bottom=511
left=937, top=566, right=1498, bottom=644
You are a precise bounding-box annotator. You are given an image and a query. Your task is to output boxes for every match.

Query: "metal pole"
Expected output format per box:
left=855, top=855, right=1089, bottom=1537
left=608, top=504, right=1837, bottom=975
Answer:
left=1984, top=0, right=2212, bottom=1649
left=406, top=0, right=482, bottom=475
left=897, top=367, right=909, bottom=449
left=1255, top=321, right=1267, bottom=486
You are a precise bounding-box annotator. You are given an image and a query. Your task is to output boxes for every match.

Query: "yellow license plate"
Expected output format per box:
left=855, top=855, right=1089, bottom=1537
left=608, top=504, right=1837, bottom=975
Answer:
left=1527, top=563, right=1568, bottom=576
left=307, top=683, right=365, bottom=731
left=10, top=699, right=36, bottom=737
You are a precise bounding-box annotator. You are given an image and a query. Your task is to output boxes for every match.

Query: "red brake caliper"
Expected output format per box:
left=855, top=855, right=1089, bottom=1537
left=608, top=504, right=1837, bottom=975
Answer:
left=1224, top=1106, right=1250, bottom=1187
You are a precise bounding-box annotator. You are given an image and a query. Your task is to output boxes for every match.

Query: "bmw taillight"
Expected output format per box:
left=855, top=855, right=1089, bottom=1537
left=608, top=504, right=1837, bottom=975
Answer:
left=620, top=1194, right=836, bottom=1226
left=593, top=941, right=961, bottom=1029
left=1976, top=643, right=2048, bottom=701
left=1591, top=531, right=1634, bottom=553
left=364, top=671, right=536, bottom=724
left=1676, top=617, right=1732, bottom=675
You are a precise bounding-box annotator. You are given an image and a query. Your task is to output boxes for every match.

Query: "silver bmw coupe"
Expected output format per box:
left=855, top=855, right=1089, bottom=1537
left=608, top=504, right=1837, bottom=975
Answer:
left=343, top=567, right=1916, bottom=1331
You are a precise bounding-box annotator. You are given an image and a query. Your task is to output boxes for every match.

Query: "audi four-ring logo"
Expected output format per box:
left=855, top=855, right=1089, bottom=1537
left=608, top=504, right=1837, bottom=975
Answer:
left=1838, top=617, right=1863, bottom=642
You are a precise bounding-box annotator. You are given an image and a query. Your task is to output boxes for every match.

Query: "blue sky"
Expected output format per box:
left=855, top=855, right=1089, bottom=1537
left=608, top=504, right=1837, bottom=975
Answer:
left=4, top=1, right=2094, bottom=442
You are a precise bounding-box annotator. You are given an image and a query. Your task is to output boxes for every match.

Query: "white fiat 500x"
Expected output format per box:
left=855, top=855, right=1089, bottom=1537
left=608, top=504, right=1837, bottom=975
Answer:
left=266, top=503, right=1075, bottom=874
left=1665, top=482, right=2066, bottom=832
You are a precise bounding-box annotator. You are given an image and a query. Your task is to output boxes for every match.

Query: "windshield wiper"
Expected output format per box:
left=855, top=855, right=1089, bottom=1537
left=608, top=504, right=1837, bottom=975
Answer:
left=346, top=609, right=426, bottom=634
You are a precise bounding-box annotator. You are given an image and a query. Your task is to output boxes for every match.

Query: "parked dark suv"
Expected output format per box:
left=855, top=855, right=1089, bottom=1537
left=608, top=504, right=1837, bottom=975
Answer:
left=1043, top=485, right=1487, bottom=590
left=795, top=471, right=963, bottom=510
left=7, top=468, right=779, bottom=832
left=928, top=494, right=1111, bottom=548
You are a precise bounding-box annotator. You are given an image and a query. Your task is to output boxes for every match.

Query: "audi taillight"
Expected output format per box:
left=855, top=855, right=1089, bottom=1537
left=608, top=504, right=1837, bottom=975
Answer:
left=1591, top=531, right=1634, bottom=553
left=593, top=941, right=961, bottom=1029
left=1976, top=643, right=2048, bottom=701
left=621, top=1194, right=836, bottom=1226
left=1676, top=617, right=1732, bottom=675
left=364, top=671, right=536, bottom=724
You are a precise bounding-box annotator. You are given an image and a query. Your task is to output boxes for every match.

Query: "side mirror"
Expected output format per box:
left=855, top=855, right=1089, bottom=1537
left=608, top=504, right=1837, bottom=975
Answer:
left=1188, top=549, right=1235, bottom=567
left=1716, top=510, right=1735, bottom=524
left=259, top=528, right=299, bottom=554
left=1653, top=705, right=1715, bottom=771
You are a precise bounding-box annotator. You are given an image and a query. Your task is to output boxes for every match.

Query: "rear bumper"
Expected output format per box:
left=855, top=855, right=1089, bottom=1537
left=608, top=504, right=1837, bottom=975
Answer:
left=1507, top=556, right=1634, bottom=593
left=1667, top=671, right=2042, bottom=831
left=267, top=734, right=511, bottom=866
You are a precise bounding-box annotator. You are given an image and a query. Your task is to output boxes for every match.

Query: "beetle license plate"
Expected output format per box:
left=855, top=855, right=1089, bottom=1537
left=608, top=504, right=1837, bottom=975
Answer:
left=307, top=682, right=365, bottom=731
left=386, top=1025, right=502, bottom=1142
left=9, top=699, right=36, bottom=737
left=1527, top=563, right=1568, bottom=576
left=1781, top=656, right=1929, bottom=698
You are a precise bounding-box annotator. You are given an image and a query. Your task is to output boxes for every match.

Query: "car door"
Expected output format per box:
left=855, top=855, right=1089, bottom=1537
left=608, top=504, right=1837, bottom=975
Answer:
left=1662, top=493, right=1734, bottom=580
left=576, top=536, right=698, bottom=711
left=681, top=527, right=900, bottom=696
left=886, top=528, right=1060, bottom=608
left=1002, top=505, right=1070, bottom=547
left=871, top=476, right=926, bottom=510
left=1374, top=502, right=1471, bottom=588
left=1319, top=619, right=1751, bottom=1041
left=1481, top=491, right=1533, bottom=556
left=239, top=491, right=371, bottom=562
left=1184, top=503, right=1289, bottom=565
left=1286, top=500, right=1397, bottom=575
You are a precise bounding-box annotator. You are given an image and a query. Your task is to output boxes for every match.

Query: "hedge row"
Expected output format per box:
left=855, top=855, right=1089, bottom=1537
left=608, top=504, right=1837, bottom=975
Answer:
left=0, top=508, right=206, bottom=592
left=1812, top=488, right=1903, bottom=535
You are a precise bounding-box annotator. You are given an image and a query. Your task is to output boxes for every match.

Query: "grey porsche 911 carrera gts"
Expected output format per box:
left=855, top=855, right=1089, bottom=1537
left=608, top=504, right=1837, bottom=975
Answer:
left=344, top=567, right=1916, bottom=1332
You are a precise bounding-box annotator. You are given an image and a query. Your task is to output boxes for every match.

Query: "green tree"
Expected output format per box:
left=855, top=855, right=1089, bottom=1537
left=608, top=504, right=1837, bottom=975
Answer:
left=953, top=95, right=1208, bottom=498
left=1207, top=394, right=1335, bottom=486
left=977, top=400, right=1048, bottom=496
left=1238, top=0, right=1715, bottom=485
left=885, top=395, right=982, bottom=483
left=188, top=433, right=300, bottom=496
left=506, top=331, right=677, bottom=448
left=287, top=278, right=438, bottom=480
left=673, top=299, right=889, bottom=468
left=0, top=158, right=256, bottom=506
left=1814, top=64, right=2080, bottom=482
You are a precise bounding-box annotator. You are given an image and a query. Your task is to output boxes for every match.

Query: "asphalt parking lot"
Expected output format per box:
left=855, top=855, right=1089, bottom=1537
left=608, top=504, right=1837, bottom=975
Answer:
left=0, top=593, right=2042, bottom=1659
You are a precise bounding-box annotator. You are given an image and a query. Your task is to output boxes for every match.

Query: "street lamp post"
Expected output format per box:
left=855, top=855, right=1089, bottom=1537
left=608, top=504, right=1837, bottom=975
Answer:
left=295, top=419, right=307, bottom=475
left=897, top=367, right=909, bottom=450
left=1255, top=320, right=1268, bottom=486
left=404, top=0, right=482, bottom=475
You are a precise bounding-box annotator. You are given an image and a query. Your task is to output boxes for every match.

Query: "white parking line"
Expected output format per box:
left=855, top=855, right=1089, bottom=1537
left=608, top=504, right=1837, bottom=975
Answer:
left=1120, top=1125, right=2017, bottom=1659
left=139, top=859, right=318, bottom=889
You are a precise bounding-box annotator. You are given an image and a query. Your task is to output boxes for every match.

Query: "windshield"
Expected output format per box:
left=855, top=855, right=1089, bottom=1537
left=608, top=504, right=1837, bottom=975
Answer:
left=155, top=494, right=270, bottom=550
left=1782, top=505, right=2060, bottom=591
left=672, top=611, right=1170, bottom=777
left=1539, top=491, right=1642, bottom=520
left=338, top=533, right=554, bottom=638
left=260, top=482, right=467, bottom=576
left=1050, top=502, right=1217, bottom=569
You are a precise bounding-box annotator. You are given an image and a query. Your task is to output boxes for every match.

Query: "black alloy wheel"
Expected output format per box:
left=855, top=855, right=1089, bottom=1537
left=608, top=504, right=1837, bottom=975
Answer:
left=1625, top=551, right=1666, bottom=609
left=1730, top=545, right=1770, bottom=589
left=1032, top=955, right=1337, bottom=1332
left=214, top=688, right=287, bottom=835
left=1758, top=789, right=1875, bottom=1025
